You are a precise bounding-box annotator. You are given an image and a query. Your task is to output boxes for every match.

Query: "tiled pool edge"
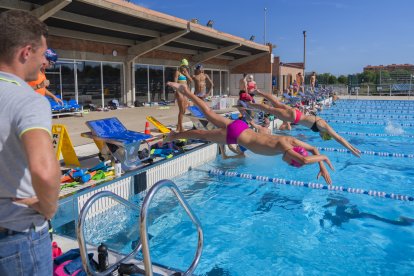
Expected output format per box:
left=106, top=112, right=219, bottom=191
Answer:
left=53, top=143, right=218, bottom=229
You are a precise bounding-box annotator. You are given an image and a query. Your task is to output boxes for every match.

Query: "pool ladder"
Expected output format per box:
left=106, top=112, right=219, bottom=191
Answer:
left=77, top=179, right=204, bottom=276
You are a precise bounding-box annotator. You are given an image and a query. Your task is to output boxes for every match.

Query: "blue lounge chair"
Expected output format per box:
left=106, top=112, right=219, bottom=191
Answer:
left=282, top=93, right=301, bottom=106
left=85, top=117, right=152, bottom=171
left=47, top=96, right=64, bottom=112
left=186, top=106, right=216, bottom=130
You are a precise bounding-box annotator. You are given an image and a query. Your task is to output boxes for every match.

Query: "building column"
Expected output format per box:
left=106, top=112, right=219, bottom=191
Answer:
left=124, top=60, right=134, bottom=106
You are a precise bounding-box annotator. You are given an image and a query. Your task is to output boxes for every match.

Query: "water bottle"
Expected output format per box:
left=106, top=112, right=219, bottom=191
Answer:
left=97, top=243, right=109, bottom=272
left=114, top=160, right=122, bottom=177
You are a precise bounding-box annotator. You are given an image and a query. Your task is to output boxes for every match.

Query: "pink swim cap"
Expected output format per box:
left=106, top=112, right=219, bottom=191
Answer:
left=290, top=146, right=309, bottom=168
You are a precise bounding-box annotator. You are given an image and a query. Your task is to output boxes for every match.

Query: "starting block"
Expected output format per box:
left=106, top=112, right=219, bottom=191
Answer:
left=82, top=117, right=152, bottom=171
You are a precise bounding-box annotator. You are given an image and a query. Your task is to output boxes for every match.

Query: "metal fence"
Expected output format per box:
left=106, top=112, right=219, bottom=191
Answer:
left=311, top=84, right=413, bottom=97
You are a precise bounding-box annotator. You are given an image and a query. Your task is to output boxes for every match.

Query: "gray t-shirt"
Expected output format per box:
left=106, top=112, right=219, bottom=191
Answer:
left=0, top=71, right=52, bottom=231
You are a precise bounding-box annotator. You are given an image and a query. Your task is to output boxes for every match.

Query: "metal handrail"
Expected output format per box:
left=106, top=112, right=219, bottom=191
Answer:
left=76, top=180, right=203, bottom=276
left=77, top=191, right=143, bottom=276
left=140, top=179, right=204, bottom=276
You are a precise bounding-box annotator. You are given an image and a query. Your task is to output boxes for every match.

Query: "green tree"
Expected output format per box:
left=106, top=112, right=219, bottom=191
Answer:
left=362, top=71, right=376, bottom=83
left=337, top=75, right=347, bottom=84
left=328, top=75, right=337, bottom=84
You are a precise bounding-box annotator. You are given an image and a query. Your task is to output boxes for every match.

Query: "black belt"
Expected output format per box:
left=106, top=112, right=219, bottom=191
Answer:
left=0, top=227, right=22, bottom=236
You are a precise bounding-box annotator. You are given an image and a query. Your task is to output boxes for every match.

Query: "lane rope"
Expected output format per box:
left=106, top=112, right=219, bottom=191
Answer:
left=336, top=131, right=414, bottom=138
left=324, top=119, right=414, bottom=127
left=316, top=147, right=414, bottom=158
left=202, top=169, right=413, bottom=202
left=321, top=113, right=414, bottom=120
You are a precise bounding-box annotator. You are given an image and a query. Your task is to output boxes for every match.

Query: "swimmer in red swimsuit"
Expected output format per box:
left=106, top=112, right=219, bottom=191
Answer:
left=164, top=82, right=335, bottom=184
left=249, top=90, right=361, bottom=157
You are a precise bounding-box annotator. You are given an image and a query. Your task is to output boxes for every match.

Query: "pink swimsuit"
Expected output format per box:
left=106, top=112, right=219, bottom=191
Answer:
left=226, top=120, right=249, bottom=144
left=294, top=109, right=302, bottom=124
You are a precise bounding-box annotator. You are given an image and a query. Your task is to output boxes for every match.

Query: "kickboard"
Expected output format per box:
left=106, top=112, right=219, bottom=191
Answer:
left=146, top=116, right=171, bottom=133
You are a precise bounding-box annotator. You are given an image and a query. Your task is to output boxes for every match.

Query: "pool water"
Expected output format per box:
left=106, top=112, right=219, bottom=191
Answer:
left=82, top=100, right=414, bottom=275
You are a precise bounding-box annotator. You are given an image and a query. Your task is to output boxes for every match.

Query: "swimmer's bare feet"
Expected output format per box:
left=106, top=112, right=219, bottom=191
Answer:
left=163, top=131, right=176, bottom=143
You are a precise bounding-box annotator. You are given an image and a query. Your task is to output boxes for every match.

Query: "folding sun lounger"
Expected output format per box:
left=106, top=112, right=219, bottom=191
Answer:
left=84, top=117, right=152, bottom=171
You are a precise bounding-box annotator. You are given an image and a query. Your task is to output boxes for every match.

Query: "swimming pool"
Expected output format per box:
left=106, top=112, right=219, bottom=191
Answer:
left=80, top=100, right=414, bottom=275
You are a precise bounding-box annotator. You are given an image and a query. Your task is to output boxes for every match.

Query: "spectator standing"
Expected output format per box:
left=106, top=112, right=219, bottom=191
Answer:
left=173, top=58, right=193, bottom=132
left=28, top=48, right=63, bottom=104
left=310, top=72, right=317, bottom=92
left=0, top=10, right=61, bottom=275
left=192, top=64, right=213, bottom=99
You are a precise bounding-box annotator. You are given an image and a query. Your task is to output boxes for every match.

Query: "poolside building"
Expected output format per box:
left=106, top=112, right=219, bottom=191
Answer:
left=1, top=0, right=276, bottom=107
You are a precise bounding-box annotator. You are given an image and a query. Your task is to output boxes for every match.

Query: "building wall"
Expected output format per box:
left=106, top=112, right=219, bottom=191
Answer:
left=48, top=35, right=272, bottom=104
left=229, top=52, right=273, bottom=95
left=278, top=66, right=304, bottom=92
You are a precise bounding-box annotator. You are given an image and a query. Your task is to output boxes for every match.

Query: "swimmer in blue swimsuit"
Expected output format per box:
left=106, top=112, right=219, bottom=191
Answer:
left=174, top=58, right=193, bottom=132
left=165, top=82, right=335, bottom=185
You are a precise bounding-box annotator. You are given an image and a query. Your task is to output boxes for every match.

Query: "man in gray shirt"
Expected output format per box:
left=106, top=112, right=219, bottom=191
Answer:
left=0, top=10, right=61, bottom=275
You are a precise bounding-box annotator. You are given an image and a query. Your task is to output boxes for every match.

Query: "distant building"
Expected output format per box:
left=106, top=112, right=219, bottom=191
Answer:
left=272, top=58, right=304, bottom=92
left=364, top=64, right=414, bottom=73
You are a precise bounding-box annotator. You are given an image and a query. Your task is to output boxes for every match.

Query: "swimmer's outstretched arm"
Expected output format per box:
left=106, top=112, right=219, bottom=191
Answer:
left=291, top=139, right=334, bottom=185
left=320, top=121, right=361, bottom=157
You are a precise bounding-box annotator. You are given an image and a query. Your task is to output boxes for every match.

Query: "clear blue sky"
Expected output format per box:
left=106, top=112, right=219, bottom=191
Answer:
left=131, top=0, right=414, bottom=76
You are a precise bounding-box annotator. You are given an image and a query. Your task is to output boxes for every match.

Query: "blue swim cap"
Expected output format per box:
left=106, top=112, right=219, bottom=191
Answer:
left=195, top=64, right=203, bottom=70
left=45, top=48, right=58, bottom=63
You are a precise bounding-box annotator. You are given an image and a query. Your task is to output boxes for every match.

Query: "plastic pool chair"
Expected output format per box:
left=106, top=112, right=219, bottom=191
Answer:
left=186, top=106, right=216, bottom=130
left=187, top=106, right=205, bottom=118
left=85, top=117, right=152, bottom=171
left=68, top=99, right=81, bottom=110
left=47, top=97, right=64, bottom=112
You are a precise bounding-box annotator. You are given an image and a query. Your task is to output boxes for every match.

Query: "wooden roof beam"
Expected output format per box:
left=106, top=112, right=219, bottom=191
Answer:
left=31, top=0, right=72, bottom=21
left=192, top=44, right=241, bottom=63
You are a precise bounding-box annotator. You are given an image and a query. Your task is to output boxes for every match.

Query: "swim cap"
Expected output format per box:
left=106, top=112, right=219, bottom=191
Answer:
left=290, top=146, right=309, bottom=168
left=195, top=64, right=203, bottom=70
left=248, top=75, right=254, bottom=80
left=180, top=58, right=189, bottom=66
left=45, top=48, right=58, bottom=63
left=321, top=132, right=333, bottom=141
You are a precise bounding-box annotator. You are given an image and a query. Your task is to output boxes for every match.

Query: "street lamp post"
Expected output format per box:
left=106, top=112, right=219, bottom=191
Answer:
left=303, top=31, right=306, bottom=76
left=264, top=8, right=267, bottom=45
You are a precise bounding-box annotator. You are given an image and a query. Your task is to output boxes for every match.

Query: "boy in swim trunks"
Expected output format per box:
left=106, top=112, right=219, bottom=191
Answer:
left=192, top=64, right=213, bottom=99
left=248, top=90, right=361, bottom=157
left=165, top=82, right=335, bottom=185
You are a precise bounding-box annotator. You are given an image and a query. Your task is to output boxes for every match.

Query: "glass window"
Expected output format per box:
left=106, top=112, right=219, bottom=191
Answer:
left=60, top=61, right=76, bottom=102
left=45, top=63, right=62, bottom=98
left=102, top=62, right=122, bottom=104
left=221, top=71, right=229, bottom=95
left=149, top=65, right=164, bottom=102
left=164, top=66, right=177, bottom=101
left=77, top=61, right=102, bottom=106
left=212, top=70, right=221, bottom=96
left=135, top=64, right=149, bottom=103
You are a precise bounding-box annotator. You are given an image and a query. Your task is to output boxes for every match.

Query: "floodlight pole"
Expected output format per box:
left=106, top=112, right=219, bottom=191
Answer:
left=303, top=31, right=306, bottom=76
left=264, top=8, right=267, bottom=45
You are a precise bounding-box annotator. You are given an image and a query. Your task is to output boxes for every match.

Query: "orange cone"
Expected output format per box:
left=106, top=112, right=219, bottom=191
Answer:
left=144, top=121, right=151, bottom=135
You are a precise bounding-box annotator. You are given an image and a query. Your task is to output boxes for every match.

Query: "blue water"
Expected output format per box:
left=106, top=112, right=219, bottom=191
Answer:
left=80, top=100, right=414, bottom=275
